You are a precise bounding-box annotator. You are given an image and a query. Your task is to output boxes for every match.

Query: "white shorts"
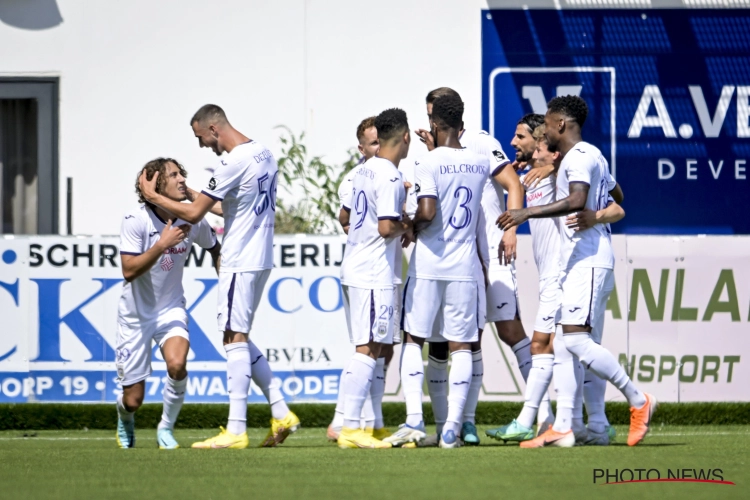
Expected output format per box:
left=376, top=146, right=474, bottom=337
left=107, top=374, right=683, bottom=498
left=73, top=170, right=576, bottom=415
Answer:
left=534, top=274, right=561, bottom=334
left=558, top=267, right=614, bottom=335
left=218, top=270, right=271, bottom=334
left=425, top=278, right=485, bottom=343
left=342, top=285, right=395, bottom=345
left=589, top=271, right=614, bottom=344
left=393, top=285, right=402, bottom=344
left=486, top=265, right=520, bottom=323
left=116, top=311, right=189, bottom=386
left=403, top=278, right=479, bottom=343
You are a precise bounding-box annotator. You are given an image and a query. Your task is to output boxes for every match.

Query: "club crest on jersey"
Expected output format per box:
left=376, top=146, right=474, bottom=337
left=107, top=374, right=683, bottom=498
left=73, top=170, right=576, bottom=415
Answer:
left=492, top=150, right=507, bottom=162
left=208, top=177, right=217, bottom=190
left=377, top=321, right=388, bottom=336
left=161, top=255, right=175, bottom=272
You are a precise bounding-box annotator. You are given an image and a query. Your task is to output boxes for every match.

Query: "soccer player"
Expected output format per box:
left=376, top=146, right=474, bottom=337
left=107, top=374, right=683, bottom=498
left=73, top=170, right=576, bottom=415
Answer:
left=414, top=89, right=552, bottom=444
left=499, top=95, right=656, bottom=447
left=487, top=124, right=560, bottom=442
left=337, top=108, right=413, bottom=449
left=328, top=116, right=384, bottom=440
left=117, top=158, right=220, bottom=449
left=139, top=104, right=300, bottom=449
left=386, top=94, right=489, bottom=448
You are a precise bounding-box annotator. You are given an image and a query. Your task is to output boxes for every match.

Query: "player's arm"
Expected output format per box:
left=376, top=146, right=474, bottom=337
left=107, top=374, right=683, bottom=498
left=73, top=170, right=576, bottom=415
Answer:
left=208, top=242, right=222, bottom=274
left=188, top=187, right=223, bottom=217
left=609, top=182, right=624, bottom=204
left=566, top=201, right=625, bottom=232
left=378, top=216, right=412, bottom=239
left=413, top=197, right=436, bottom=233
left=121, top=220, right=189, bottom=282
left=499, top=182, right=589, bottom=231
left=522, top=163, right=556, bottom=188
left=140, top=172, right=215, bottom=224
left=339, top=208, right=351, bottom=234
left=493, top=164, right=524, bottom=263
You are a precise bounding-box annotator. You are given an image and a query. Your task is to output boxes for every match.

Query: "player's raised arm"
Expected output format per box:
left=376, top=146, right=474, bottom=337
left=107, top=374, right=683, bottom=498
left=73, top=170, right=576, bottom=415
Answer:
left=139, top=172, right=215, bottom=224
left=187, top=187, right=223, bottom=217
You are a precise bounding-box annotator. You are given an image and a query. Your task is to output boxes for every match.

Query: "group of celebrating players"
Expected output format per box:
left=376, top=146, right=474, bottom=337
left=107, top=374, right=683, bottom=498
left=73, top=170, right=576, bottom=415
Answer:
left=114, top=86, right=656, bottom=451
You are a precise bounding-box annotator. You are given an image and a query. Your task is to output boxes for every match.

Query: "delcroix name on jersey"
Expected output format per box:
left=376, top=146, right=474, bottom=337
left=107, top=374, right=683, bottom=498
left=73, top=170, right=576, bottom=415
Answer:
left=438, top=163, right=490, bottom=175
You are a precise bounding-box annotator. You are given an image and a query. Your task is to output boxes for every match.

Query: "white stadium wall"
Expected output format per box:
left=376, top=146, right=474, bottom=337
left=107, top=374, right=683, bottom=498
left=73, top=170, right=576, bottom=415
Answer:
left=0, top=0, right=490, bottom=236
left=0, top=234, right=748, bottom=403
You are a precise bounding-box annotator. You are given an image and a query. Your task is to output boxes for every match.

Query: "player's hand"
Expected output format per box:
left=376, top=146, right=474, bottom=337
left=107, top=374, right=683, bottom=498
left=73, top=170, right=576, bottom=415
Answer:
left=522, top=164, right=555, bottom=188
left=414, top=129, right=435, bottom=151
left=139, top=170, right=160, bottom=203
left=404, top=181, right=412, bottom=191
left=566, top=208, right=597, bottom=231
left=159, top=219, right=191, bottom=249
left=498, top=229, right=517, bottom=265
left=497, top=209, right=528, bottom=232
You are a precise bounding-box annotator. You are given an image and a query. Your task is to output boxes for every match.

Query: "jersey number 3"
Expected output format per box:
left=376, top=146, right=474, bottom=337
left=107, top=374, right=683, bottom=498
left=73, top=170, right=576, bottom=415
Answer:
left=450, top=186, right=473, bottom=230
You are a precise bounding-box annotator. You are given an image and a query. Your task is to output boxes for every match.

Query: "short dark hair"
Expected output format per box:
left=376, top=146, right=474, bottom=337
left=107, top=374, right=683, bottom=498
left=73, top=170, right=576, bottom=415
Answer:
left=135, top=158, right=187, bottom=204
left=431, top=94, right=464, bottom=130
left=426, top=87, right=461, bottom=104
left=518, top=113, right=545, bottom=133
left=374, top=108, right=408, bottom=143
left=356, top=116, right=377, bottom=143
left=190, top=104, right=228, bottom=126
left=547, top=95, right=588, bottom=127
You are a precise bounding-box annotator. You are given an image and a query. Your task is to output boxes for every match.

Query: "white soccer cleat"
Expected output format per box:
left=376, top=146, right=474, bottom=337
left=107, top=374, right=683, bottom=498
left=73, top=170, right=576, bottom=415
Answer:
left=438, top=430, right=461, bottom=449
left=382, top=422, right=426, bottom=447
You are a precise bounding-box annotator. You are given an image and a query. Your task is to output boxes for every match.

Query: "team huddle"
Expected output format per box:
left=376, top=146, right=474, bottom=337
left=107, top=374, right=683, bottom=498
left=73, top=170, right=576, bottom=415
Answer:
left=115, top=89, right=656, bottom=450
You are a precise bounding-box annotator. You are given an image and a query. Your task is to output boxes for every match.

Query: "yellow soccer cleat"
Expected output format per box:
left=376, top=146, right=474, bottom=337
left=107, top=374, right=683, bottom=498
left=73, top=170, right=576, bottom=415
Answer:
left=363, top=427, right=374, bottom=436
left=373, top=427, right=392, bottom=440
left=337, top=427, right=392, bottom=449
left=191, top=427, right=249, bottom=449
left=259, top=411, right=301, bottom=447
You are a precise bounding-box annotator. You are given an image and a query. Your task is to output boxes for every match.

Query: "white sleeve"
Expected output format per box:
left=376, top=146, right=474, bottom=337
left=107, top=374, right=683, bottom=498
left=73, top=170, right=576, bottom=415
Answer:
left=339, top=170, right=355, bottom=210
left=201, top=158, right=244, bottom=201
left=483, top=134, right=511, bottom=177
left=193, top=219, right=218, bottom=249
left=565, top=150, right=594, bottom=186
left=119, top=212, right=146, bottom=256
left=414, top=158, right=437, bottom=201
left=376, top=171, right=403, bottom=220
left=605, top=166, right=617, bottom=192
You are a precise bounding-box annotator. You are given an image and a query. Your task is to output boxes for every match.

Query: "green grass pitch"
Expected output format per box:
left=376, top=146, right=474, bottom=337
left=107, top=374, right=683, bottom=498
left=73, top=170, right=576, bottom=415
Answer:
left=0, top=426, right=747, bottom=499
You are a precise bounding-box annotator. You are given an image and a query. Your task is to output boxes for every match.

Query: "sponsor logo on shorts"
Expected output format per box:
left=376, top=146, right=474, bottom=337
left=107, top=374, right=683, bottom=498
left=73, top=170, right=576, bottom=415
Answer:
left=569, top=307, right=582, bottom=313
left=497, top=302, right=508, bottom=309
left=542, top=316, right=554, bottom=321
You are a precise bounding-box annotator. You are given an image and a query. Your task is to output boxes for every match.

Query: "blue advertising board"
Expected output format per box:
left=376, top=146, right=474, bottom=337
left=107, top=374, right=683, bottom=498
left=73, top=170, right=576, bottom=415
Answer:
left=482, top=9, right=750, bottom=234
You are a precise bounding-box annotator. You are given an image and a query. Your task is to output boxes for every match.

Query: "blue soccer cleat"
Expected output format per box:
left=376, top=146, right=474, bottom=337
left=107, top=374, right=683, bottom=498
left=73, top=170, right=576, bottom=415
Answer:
left=461, top=422, right=480, bottom=446
left=439, top=429, right=461, bottom=449
left=485, top=419, right=534, bottom=443
left=116, top=417, right=135, bottom=449
left=157, top=428, right=180, bottom=449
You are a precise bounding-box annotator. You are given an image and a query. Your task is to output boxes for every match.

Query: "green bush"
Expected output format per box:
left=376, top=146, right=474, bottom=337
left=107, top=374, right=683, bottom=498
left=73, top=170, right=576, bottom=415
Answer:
left=1, top=402, right=747, bottom=430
